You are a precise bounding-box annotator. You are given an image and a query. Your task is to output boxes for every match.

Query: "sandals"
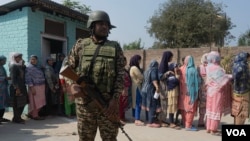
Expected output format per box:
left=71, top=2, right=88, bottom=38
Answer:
left=12, top=118, right=25, bottom=124
left=198, top=124, right=205, bottom=127
left=170, top=124, right=177, bottom=128
left=135, top=120, right=145, bottom=126
left=161, top=123, right=169, bottom=127
left=33, top=116, right=45, bottom=120
left=211, top=131, right=221, bottom=136
left=0, top=118, right=10, bottom=122
left=185, top=126, right=198, bottom=131
left=160, top=121, right=169, bottom=127
left=26, top=114, right=45, bottom=120
left=147, top=123, right=161, bottom=128
left=170, top=124, right=181, bottom=130
left=26, top=114, right=33, bottom=119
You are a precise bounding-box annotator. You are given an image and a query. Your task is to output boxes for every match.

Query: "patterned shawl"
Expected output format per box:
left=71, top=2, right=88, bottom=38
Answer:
left=206, top=51, right=232, bottom=117
left=206, top=51, right=230, bottom=96
left=232, top=52, right=250, bottom=94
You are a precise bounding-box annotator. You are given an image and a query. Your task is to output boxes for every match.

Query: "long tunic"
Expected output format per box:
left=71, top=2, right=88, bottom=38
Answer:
left=0, top=65, right=9, bottom=109
left=44, top=64, right=59, bottom=105
left=25, top=63, right=46, bottom=113
left=141, top=63, right=161, bottom=113
left=9, top=64, right=28, bottom=107
left=129, top=66, right=143, bottom=109
left=206, top=61, right=232, bottom=120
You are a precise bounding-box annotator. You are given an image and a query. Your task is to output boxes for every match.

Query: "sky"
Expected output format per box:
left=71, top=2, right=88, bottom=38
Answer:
left=0, top=0, right=249, bottom=48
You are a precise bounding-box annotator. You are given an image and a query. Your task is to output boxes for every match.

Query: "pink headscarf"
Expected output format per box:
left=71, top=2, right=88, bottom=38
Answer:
left=206, top=51, right=230, bottom=96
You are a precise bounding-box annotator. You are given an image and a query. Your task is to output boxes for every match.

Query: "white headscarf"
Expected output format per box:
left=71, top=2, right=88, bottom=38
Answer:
left=9, top=52, right=23, bottom=66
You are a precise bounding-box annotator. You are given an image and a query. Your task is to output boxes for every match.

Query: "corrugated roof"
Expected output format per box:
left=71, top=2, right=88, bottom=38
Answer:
left=0, top=0, right=88, bottom=22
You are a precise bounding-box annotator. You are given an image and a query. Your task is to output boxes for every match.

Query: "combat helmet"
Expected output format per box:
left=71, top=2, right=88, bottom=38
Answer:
left=87, top=10, right=116, bottom=29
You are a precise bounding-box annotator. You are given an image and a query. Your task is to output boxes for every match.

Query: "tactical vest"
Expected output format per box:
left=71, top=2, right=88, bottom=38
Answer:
left=78, top=38, right=117, bottom=95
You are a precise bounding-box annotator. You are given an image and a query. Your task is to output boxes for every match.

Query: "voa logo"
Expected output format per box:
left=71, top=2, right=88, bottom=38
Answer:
left=226, top=129, right=246, bottom=136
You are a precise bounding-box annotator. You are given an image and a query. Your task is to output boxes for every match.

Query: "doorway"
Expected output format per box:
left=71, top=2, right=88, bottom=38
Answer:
left=41, top=33, right=67, bottom=66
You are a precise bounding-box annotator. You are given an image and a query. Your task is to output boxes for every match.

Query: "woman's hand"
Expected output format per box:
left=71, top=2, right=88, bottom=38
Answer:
left=15, top=88, right=21, bottom=96
left=30, top=86, right=36, bottom=95
left=121, top=89, right=127, bottom=96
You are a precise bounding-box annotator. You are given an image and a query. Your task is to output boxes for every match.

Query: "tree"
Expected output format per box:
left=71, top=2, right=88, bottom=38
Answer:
left=61, top=0, right=91, bottom=14
left=147, top=0, right=235, bottom=48
left=238, top=29, right=250, bottom=46
left=123, top=39, right=144, bottom=50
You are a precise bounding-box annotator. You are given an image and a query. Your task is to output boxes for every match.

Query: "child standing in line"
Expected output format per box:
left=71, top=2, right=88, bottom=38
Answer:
left=167, top=63, right=181, bottom=129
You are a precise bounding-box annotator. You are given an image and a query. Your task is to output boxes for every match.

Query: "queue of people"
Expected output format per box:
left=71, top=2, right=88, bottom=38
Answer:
left=1, top=50, right=247, bottom=130
left=0, top=10, right=249, bottom=141
left=119, top=50, right=249, bottom=137
left=0, top=52, right=76, bottom=125
left=0, top=49, right=249, bottom=139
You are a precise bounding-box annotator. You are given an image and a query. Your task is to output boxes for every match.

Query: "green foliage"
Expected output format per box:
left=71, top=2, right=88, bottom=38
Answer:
left=123, top=38, right=144, bottom=50
left=147, top=0, right=235, bottom=48
left=62, top=0, right=91, bottom=14
left=151, top=41, right=168, bottom=49
left=238, top=29, right=250, bottom=46
left=221, top=53, right=234, bottom=74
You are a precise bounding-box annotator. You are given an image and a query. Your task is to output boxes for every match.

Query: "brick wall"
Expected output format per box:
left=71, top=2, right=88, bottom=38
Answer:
left=0, top=7, right=29, bottom=62
left=124, top=46, right=250, bottom=71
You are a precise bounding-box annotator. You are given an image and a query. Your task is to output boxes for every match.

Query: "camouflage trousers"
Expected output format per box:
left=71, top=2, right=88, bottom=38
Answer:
left=76, top=103, right=119, bottom=141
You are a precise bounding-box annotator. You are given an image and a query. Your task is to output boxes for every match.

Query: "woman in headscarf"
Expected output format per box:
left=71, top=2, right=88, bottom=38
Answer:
left=119, top=57, right=131, bottom=124
left=59, top=56, right=76, bottom=118
left=166, top=62, right=181, bottom=129
left=206, top=51, right=232, bottom=135
left=232, top=52, right=250, bottom=125
left=44, top=57, right=60, bottom=116
left=158, top=51, right=174, bottom=127
left=9, top=52, right=28, bottom=124
left=197, top=53, right=208, bottom=127
left=141, top=60, right=161, bottom=128
left=129, top=54, right=144, bottom=126
left=178, top=55, right=200, bottom=131
left=0, top=55, right=11, bottom=123
left=25, top=55, right=46, bottom=120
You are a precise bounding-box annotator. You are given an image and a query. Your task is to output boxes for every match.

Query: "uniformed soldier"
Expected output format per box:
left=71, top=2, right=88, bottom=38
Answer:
left=67, top=10, right=125, bottom=141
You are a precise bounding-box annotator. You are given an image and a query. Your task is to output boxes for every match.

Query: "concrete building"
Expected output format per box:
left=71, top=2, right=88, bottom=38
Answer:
left=0, top=0, right=89, bottom=67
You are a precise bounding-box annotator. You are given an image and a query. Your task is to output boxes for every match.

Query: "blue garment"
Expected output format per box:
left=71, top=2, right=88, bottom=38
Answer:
left=132, top=87, right=142, bottom=120
left=166, top=74, right=179, bottom=90
left=186, top=56, right=200, bottom=104
left=141, top=60, right=161, bottom=123
left=232, top=52, right=250, bottom=94
left=25, top=63, right=45, bottom=86
left=0, top=65, right=9, bottom=109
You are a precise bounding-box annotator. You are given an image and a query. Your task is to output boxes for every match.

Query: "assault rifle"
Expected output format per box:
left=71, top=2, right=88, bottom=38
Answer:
left=60, top=66, right=133, bottom=141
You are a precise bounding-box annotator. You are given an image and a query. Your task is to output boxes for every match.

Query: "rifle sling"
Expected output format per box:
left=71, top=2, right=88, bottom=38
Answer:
left=76, top=44, right=108, bottom=107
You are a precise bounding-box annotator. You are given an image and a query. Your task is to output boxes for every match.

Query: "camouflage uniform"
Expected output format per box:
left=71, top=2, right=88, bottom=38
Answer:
left=68, top=37, right=125, bottom=141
